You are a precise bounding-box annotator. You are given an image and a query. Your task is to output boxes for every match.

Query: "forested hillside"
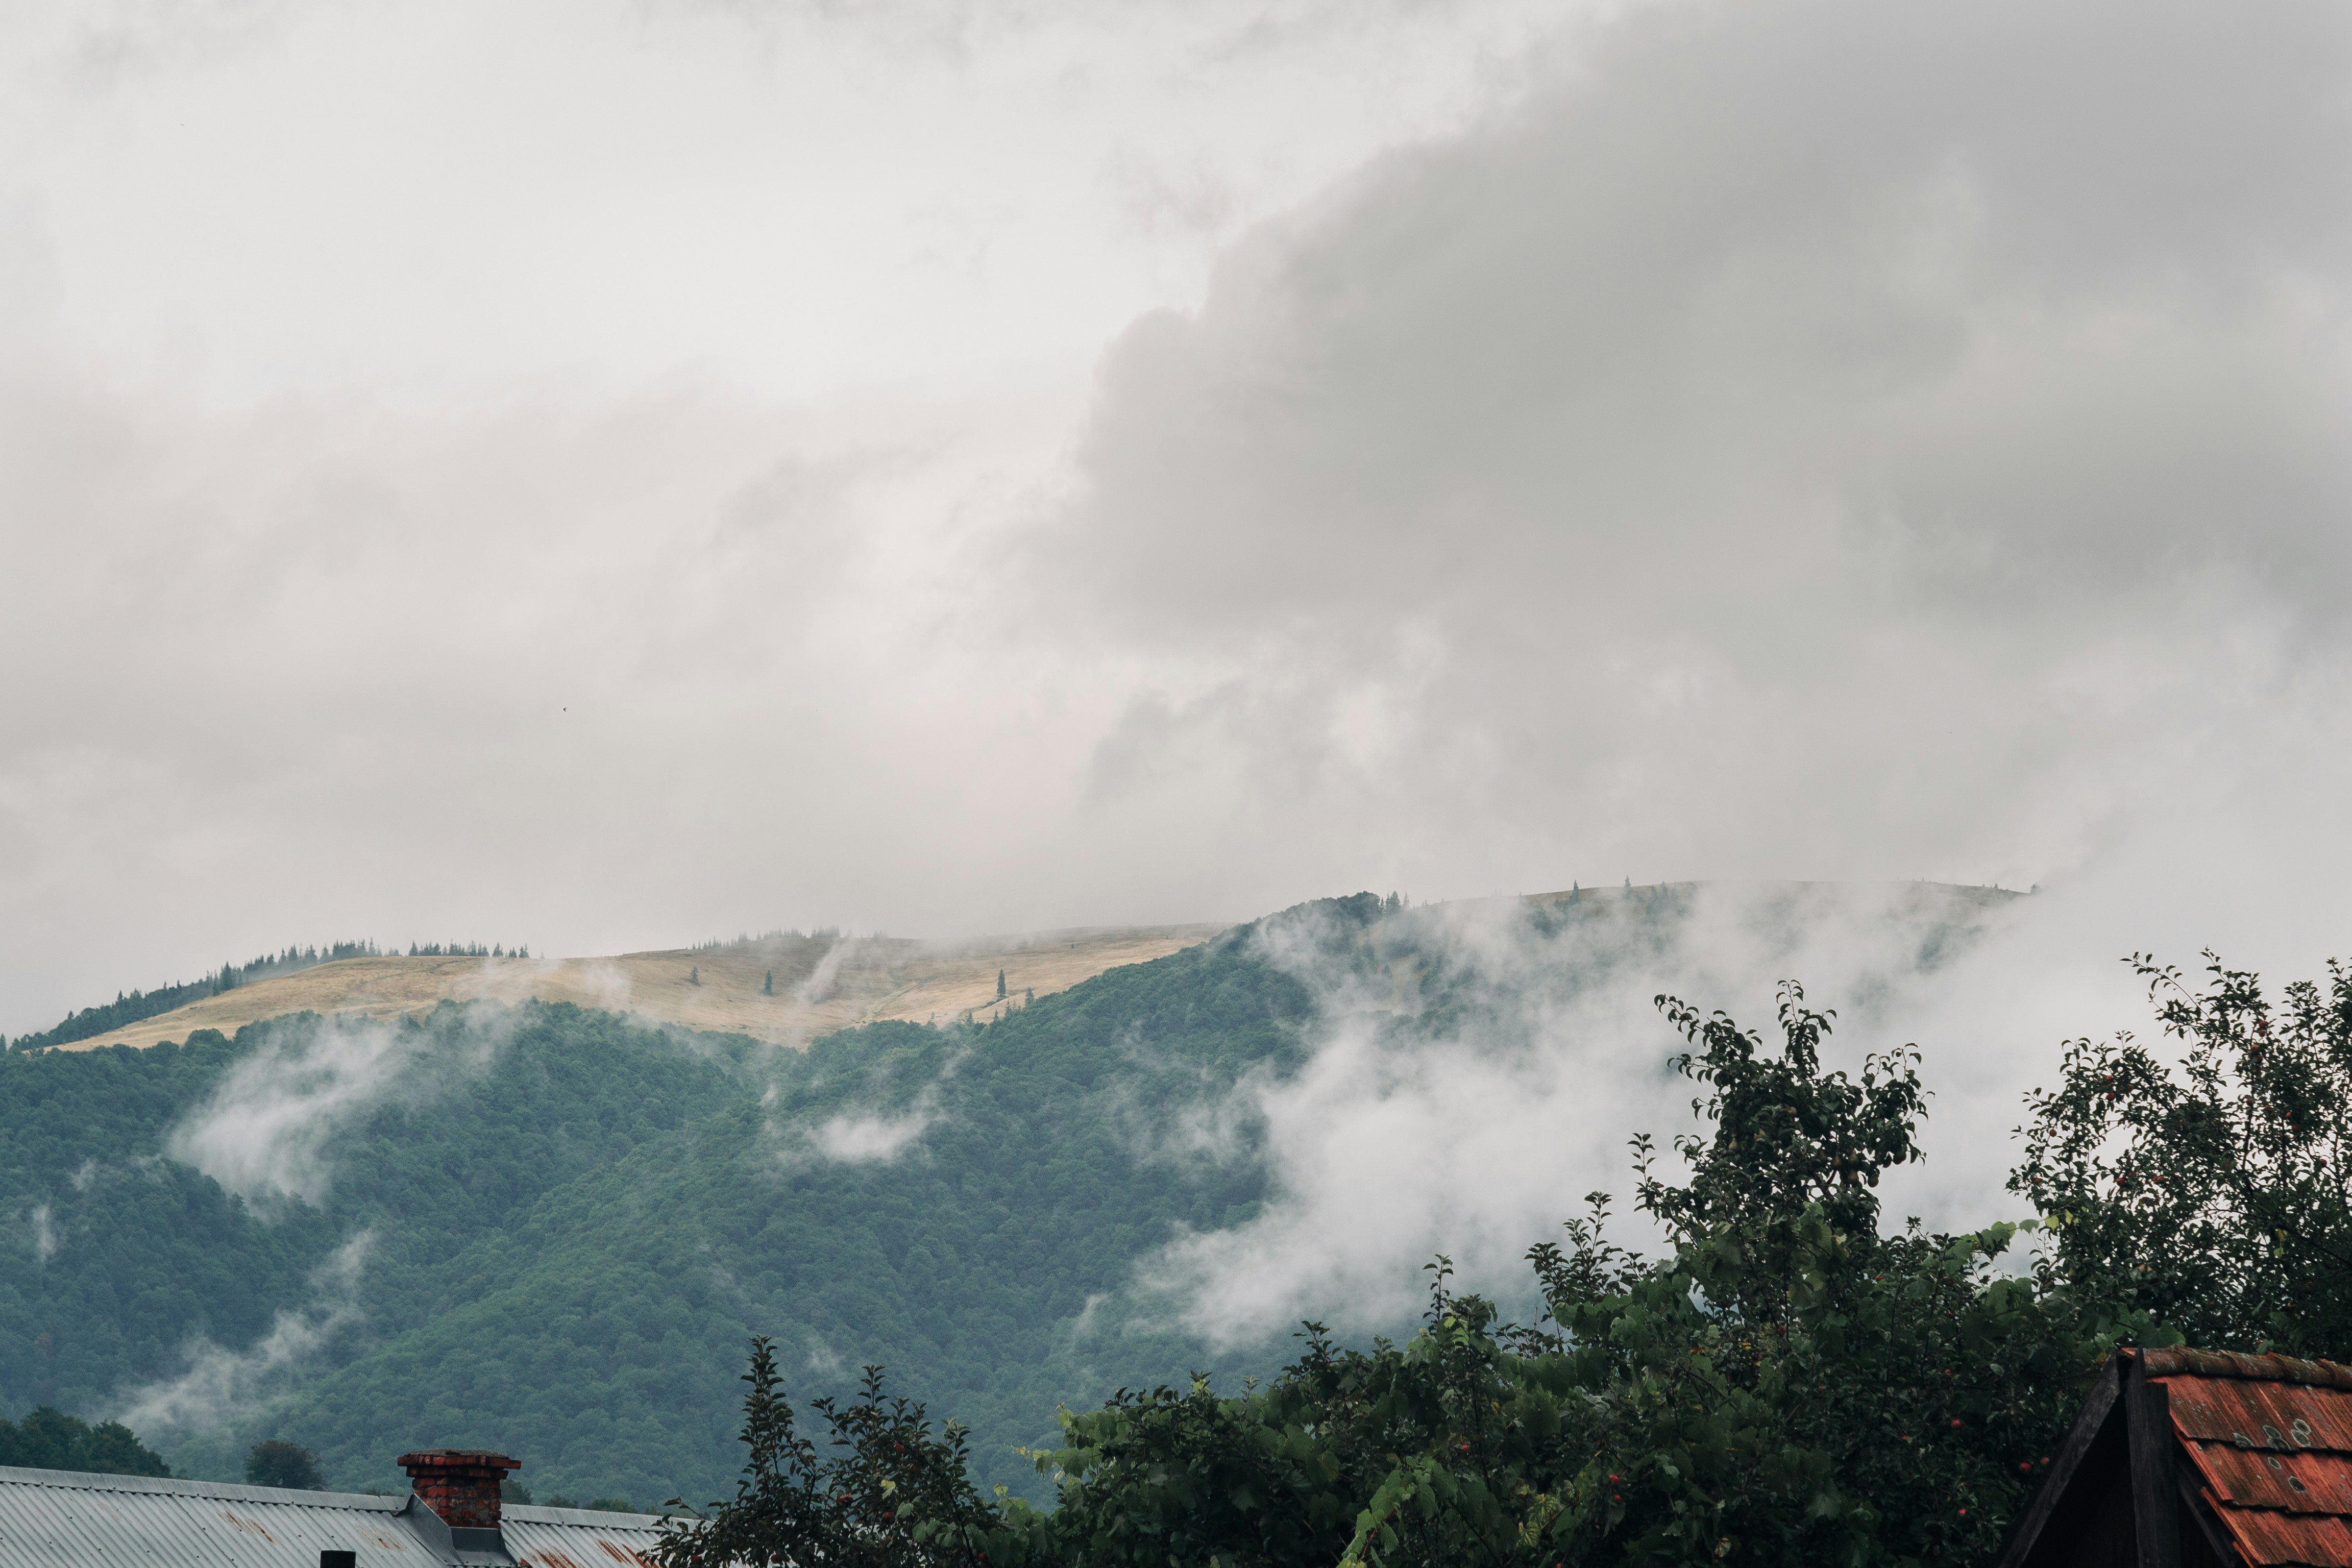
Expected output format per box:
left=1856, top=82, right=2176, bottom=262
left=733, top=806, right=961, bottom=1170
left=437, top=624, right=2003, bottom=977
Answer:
left=0, top=912, right=1334, bottom=1502
left=0, top=886, right=2013, bottom=1508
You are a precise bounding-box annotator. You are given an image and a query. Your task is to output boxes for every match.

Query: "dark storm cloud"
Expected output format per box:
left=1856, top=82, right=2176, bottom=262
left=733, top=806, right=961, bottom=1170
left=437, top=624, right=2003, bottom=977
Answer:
left=1061, top=1, right=2352, bottom=633
left=1025, top=0, right=2352, bottom=904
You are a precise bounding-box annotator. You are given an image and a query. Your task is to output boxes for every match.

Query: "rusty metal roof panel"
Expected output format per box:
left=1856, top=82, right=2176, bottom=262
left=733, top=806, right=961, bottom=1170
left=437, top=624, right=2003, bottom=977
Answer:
left=2204, top=1490, right=2352, bottom=1568
left=2163, top=1375, right=2352, bottom=1454
left=2186, top=1441, right=2352, bottom=1516
left=502, top=1508, right=663, bottom=1568
left=0, top=1467, right=669, bottom=1568
left=2138, top=1352, right=2352, bottom=1567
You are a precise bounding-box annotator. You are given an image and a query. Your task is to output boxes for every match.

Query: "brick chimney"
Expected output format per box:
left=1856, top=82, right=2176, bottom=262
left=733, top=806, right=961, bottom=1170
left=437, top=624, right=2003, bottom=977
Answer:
left=397, top=1449, right=521, bottom=1530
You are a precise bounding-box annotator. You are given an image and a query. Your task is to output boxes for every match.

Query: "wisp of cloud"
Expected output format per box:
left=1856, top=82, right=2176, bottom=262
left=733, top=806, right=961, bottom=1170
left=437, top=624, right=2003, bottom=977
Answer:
left=165, top=1012, right=513, bottom=1204
left=112, top=1231, right=375, bottom=1440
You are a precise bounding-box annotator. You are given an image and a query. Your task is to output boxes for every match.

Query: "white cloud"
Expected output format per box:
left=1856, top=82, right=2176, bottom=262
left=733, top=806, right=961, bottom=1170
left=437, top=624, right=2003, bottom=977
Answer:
left=111, top=1231, right=375, bottom=1438
left=1126, top=882, right=2182, bottom=1344
left=0, top=0, right=1576, bottom=1032
left=0, top=0, right=1564, bottom=402
left=796, top=938, right=856, bottom=1006
left=27, top=1201, right=56, bottom=1263
left=165, top=1014, right=509, bottom=1203
left=1031, top=0, right=2352, bottom=919
left=785, top=1046, right=966, bottom=1163
left=810, top=1094, right=940, bottom=1164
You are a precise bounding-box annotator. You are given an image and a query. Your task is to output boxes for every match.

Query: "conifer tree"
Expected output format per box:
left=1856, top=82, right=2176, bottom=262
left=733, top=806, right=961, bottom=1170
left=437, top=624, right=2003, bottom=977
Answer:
left=996, top=969, right=1007, bottom=999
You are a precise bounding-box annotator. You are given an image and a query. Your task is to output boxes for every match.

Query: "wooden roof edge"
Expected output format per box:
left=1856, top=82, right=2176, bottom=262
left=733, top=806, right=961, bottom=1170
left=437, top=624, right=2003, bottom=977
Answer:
left=2176, top=1469, right=2249, bottom=1568
left=1997, top=1354, right=2125, bottom=1568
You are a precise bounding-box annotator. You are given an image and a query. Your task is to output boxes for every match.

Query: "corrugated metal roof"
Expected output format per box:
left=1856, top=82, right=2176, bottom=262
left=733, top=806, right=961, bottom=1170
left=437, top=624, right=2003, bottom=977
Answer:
left=2141, top=1348, right=2352, bottom=1567
left=0, top=1466, right=664, bottom=1568
left=504, top=1513, right=660, bottom=1568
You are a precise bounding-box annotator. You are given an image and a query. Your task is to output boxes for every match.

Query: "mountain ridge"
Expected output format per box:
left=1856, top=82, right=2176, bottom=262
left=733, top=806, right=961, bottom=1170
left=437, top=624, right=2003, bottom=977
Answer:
left=18, top=924, right=1226, bottom=1053
left=12, top=881, right=2021, bottom=1056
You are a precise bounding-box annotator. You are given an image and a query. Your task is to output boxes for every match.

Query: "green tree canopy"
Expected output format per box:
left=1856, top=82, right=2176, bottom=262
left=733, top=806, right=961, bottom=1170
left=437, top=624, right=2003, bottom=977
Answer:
left=0, top=1406, right=168, bottom=1477
left=247, top=1438, right=327, bottom=1489
left=674, top=979, right=2171, bottom=1568
left=2014, top=951, right=2352, bottom=1357
left=655, top=1340, right=1000, bottom=1568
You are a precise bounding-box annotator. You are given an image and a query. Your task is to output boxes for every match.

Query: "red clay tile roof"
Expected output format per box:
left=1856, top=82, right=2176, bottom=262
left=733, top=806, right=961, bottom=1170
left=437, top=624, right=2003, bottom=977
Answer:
left=2141, top=1346, right=2352, bottom=1566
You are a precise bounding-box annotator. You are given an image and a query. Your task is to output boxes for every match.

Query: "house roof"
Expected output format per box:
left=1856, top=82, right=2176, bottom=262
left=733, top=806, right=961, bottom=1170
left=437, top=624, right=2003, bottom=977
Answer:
left=0, top=1463, right=664, bottom=1568
left=2142, top=1346, right=2352, bottom=1568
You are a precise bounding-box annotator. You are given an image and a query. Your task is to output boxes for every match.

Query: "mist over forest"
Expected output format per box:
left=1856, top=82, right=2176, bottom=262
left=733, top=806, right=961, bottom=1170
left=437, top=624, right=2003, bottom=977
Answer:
left=2, top=884, right=2020, bottom=1503
left=7, top=0, right=2352, bottom=1562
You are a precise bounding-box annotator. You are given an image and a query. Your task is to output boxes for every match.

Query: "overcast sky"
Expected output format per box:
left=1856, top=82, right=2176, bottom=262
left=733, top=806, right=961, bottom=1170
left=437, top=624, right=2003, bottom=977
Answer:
left=4, top=0, right=2349, bottom=1039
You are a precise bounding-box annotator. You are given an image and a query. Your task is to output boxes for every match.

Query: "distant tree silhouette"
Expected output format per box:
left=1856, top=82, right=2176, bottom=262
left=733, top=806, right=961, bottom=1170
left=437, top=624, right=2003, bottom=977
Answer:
left=689, top=967, right=701, bottom=987
left=996, top=969, right=1007, bottom=999
left=245, top=1438, right=325, bottom=1490
left=0, top=1407, right=167, bottom=1476
left=10, top=940, right=389, bottom=1051
left=764, top=969, right=774, bottom=995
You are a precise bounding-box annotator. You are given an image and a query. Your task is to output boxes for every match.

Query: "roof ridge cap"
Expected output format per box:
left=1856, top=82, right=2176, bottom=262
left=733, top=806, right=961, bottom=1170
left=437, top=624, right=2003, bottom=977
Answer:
left=0, top=1463, right=409, bottom=1507
left=2141, top=1345, right=2352, bottom=1388
left=504, top=1503, right=669, bottom=1527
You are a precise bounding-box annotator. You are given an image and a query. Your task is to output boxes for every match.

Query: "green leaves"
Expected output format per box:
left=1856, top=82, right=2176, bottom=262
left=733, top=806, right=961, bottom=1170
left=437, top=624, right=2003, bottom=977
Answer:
left=1530, top=1207, right=2108, bottom=1568
left=2015, top=951, right=2352, bottom=1359
left=0, top=1406, right=169, bottom=1476
left=652, top=1340, right=1007, bottom=1568
left=1639, top=983, right=1927, bottom=1313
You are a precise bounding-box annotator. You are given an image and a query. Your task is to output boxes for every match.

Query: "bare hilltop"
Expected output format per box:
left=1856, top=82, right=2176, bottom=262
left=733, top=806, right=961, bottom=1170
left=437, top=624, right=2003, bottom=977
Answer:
left=36, top=924, right=1225, bottom=1051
